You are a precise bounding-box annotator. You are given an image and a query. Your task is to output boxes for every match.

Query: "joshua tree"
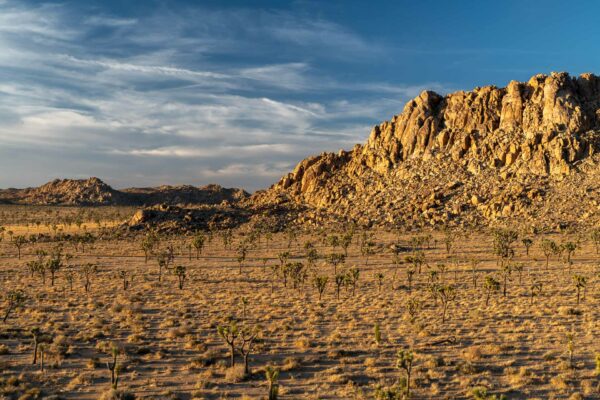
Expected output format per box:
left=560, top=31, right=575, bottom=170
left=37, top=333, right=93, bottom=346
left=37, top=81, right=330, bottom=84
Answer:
left=470, top=259, right=480, bottom=289
left=513, top=263, right=525, bottom=284
left=265, top=365, right=279, bottom=400
left=326, top=253, right=345, bottom=275
left=406, top=297, right=421, bottom=323
left=566, top=332, right=575, bottom=369
left=141, top=232, right=158, bottom=263
left=396, top=349, right=414, bottom=398
left=405, top=251, right=425, bottom=274
left=484, top=276, right=500, bottom=306
left=492, top=228, right=518, bottom=265
left=443, top=229, right=454, bottom=255
left=375, top=272, right=384, bottom=292
left=314, top=275, right=328, bottom=301
left=522, top=238, right=533, bottom=257
left=406, top=266, right=416, bottom=292
left=106, top=344, right=120, bottom=389
left=174, top=265, right=187, bottom=290
left=563, top=242, right=577, bottom=267
left=437, top=285, right=456, bottom=323
left=540, top=239, right=558, bottom=270
left=12, top=235, right=27, bottom=259
left=239, top=325, right=260, bottom=375
left=341, top=233, right=353, bottom=257
left=530, top=282, right=543, bottom=305
left=3, top=289, right=26, bottom=323
left=345, top=267, right=360, bottom=296
left=327, top=235, right=340, bottom=251
left=192, top=233, right=205, bottom=259
left=217, top=320, right=239, bottom=367
left=81, top=263, right=98, bottom=292
left=156, top=250, right=174, bottom=282
left=31, top=328, right=42, bottom=365
left=46, top=248, right=63, bottom=286
left=572, top=274, right=586, bottom=305
left=334, top=273, right=345, bottom=300
left=500, top=263, right=512, bottom=297
left=374, top=322, right=381, bottom=345
left=590, top=228, right=600, bottom=254
left=361, top=240, right=376, bottom=266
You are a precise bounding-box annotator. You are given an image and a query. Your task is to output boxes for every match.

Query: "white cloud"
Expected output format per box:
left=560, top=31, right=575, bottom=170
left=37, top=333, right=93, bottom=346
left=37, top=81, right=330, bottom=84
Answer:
left=0, top=0, right=455, bottom=191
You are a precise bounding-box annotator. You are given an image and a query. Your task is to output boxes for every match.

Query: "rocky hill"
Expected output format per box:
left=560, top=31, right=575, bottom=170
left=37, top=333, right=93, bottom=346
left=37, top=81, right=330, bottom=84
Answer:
left=0, top=178, right=249, bottom=207
left=254, top=72, right=600, bottom=230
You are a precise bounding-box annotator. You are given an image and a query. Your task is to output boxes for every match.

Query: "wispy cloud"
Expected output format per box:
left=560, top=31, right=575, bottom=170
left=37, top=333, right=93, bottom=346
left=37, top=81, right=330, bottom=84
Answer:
left=0, top=0, right=453, bottom=191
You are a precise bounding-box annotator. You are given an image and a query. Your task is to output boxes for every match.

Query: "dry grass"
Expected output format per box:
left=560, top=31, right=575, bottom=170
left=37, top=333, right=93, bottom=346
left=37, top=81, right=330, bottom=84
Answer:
left=0, top=206, right=599, bottom=399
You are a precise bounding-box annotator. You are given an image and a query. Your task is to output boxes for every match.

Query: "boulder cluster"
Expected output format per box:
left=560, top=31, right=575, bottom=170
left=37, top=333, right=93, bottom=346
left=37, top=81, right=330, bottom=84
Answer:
left=254, top=72, right=600, bottom=230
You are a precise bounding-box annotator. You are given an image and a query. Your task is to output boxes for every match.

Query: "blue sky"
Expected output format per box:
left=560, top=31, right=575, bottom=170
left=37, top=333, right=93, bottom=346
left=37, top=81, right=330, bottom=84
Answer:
left=1, top=0, right=598, bottom=191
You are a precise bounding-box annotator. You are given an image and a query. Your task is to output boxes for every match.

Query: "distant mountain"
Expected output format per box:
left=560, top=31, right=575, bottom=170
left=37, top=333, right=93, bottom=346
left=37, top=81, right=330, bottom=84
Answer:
left=0, top=177, right=249, bottom=206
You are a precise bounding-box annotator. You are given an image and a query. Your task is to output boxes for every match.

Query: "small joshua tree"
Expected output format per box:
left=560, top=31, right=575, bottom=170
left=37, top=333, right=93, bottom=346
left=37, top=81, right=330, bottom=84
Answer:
left=239, top=325, right=260, bottom=375
left=265, top=365, right=279, bottom=400
left=3, top=289, right=26, bottom=323
left=334, top=273, right=345, bottom=300
left=396, top=349, right=414, bottom=398
left=12, top=235, right=27, bottom=259
left=437, top=285, right=456, bottom=323
left=563, top=242, right=577, bottom=267
left=81, top=263, right=98, bottom=292
left=192, top=233, right=205, bottom=259
left=591, top=228, right=600, bottom=254
left=572, top=274, right=586, bottom=305
left=106, top=344, right=120, bottom=389
left=118, top=270, right=130, bottom=290
left=566, top=332, right=575, bottom=369
left=470, top=258, right=480, bottom=289
left=141, top=232, right=158, bottom=263
left=513, top=263, right=525, bottom=284
left=314, top=275, right=328, bottom=301
left=345, top=267, right=360, bottom=296
left=46, top=249, right=63, bottom=287
left=374, top=322, right=381, bottom=345
left=522, top=238, right=533, bottom=257
left=406, top=266, right=416, bottom=292
left=405, top=251, right=425, bottom=274
left=484, top=276, right=500, bottom=306
left=174, top=265, right=187, bottom=290
left=217, top=319, right=239, bottom=367
left=406, top=297, right=421, bottom=323
left=540, top=239, right=558, bottom=270
left=341, top=233, right=353, bottom=257
left=326, top=253, right=345, bottom=275
left=530, top=281, right=543, bottom=305
left=500, top=263, right=512, bottom=297
left=375, top=272, right=384, bottom=292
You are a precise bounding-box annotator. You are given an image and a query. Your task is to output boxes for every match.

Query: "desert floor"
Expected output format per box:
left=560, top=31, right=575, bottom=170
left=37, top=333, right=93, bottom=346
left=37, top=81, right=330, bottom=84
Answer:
left=0, top=205, right=599, bottom=399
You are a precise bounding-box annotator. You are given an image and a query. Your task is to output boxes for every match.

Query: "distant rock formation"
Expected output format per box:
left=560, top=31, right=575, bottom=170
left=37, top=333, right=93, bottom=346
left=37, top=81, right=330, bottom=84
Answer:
left=0, top=177, right=249, bottom=207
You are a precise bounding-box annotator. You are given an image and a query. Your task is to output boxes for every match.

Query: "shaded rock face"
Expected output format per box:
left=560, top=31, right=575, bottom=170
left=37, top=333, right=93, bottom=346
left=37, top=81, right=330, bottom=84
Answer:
left=0, top=178, right=249, bottom=206
left=259, top=72, right=600, bottom=229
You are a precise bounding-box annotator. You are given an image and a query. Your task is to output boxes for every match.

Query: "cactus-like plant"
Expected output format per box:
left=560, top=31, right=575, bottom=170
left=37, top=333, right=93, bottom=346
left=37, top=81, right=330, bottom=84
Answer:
left=192, top=233, right=205, bottom=259
left=3, top=289, right=26, bottom=323
left=530, top=281, right=542, bottom=305
left=396, top=349, right=414, bottom=398
left=572, top=274, right=586, bottom=305
left=522, top=238, right=533, bottom=257
left=217, top=320, right=239, bottom=367
left=483, top=276, right=500, bottom=306
left=174, top=265, right=187, bottom=290
left=437, top=285, right=456, bottom=323
left=106, top=344, right=120, bottom=389
left=313, top=275, right=328, bottom=301
left=265, top=365, right=279, bottom=400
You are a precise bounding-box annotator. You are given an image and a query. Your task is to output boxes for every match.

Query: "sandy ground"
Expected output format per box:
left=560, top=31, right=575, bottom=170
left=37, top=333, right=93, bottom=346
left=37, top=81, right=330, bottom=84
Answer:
left=0, top=206, right=599, bottom=399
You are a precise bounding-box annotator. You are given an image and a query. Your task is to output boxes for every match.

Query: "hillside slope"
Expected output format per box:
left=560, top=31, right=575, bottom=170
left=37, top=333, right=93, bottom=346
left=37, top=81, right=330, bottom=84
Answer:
left=254, top=72, right=600, bottom=229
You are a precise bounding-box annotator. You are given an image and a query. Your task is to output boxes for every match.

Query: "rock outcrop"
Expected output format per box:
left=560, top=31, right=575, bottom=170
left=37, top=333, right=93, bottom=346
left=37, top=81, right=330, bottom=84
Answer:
left=0, top=178, right=249, bottom=207
left=255, top=72, right=600, bottom=229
